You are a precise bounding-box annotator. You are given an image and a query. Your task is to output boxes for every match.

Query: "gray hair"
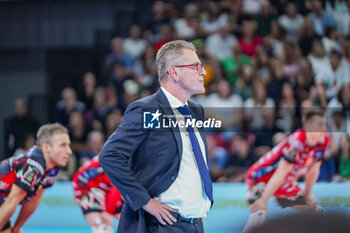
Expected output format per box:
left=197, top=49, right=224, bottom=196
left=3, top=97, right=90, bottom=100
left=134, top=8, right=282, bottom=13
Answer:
left=156, top=40, right=196, bottom=82
left=36, top=123, right=68, bottom=146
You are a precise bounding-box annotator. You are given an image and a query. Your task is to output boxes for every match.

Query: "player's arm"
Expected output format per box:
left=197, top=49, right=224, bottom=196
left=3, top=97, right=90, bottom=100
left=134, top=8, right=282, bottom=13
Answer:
left=250, top=158, right=294, bottom=213
left=0, top=185, right=27, bottom=230
left=11, top=187, right=45, bottom=233
left=304, top=161, right=322, bottom=198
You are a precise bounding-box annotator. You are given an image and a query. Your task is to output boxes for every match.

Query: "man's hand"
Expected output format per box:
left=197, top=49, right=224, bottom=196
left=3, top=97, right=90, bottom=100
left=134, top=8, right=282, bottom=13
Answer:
left=143, top=198, right=178, bottom=225
left=249, top=198, right=267, bottom=214
left=305, top=194, right=318, bottom=210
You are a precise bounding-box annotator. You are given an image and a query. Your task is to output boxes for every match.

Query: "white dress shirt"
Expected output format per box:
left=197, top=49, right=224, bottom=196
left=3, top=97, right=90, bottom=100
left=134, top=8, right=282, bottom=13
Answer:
left=155, top=87, right=211, bottom=218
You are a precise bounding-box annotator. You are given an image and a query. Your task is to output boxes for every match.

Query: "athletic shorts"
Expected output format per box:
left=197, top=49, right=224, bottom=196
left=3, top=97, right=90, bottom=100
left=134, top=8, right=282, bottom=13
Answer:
left=74, top=188, right=105, bottom=215
left=74, top=188, right=123, bottom=215
left=247, top=182, right=307, bottom=208
left=276, top=196, right=307, bottom=208
left=0, top=197, right=11, bottom=231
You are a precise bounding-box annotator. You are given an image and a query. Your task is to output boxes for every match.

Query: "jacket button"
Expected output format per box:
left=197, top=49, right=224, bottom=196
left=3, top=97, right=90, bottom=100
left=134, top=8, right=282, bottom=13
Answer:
left=171, top=175, right=176, bottom=180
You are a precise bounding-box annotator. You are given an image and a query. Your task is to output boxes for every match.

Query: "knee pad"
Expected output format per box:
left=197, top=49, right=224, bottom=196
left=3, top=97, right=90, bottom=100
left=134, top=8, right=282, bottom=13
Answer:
left=92, top=224, right=113, bottom=233
left=92, top=217, right=113, bottom=233
left=314, top=205, right=325, bottom=214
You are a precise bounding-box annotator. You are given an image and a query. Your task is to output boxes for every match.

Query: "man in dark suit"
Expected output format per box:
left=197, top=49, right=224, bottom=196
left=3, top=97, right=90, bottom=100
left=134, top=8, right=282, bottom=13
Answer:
left=99, top=40, right=213, bottom=233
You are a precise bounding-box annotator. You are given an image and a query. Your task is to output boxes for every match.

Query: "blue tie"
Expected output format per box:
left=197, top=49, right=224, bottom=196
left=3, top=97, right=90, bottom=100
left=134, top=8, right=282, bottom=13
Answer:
left=177, top=105, right=213, bottom=201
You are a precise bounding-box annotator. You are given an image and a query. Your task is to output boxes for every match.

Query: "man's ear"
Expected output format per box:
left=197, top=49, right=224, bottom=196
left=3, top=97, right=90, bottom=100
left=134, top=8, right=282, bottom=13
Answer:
left=168, top=66, right=179, bottom=82
left=41, top=142, right=50, bottom=154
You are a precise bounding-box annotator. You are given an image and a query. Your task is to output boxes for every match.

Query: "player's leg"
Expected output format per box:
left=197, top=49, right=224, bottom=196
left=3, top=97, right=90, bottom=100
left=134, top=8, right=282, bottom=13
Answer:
left=100, top=211, right=114, bottom=232
left=242, top=182, right=268, bottom=233
left=277, top=194, right=324, bottom=213
left=75, top=188, right=113, bottom=233
left=85, top=211, right=113, bottom=233
left=290, top=195, right=324, bottom=213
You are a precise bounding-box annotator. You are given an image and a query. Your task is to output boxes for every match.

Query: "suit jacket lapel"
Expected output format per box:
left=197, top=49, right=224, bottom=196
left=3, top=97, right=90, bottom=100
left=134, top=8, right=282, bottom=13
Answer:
left=155, top=89, right=183, bottom=159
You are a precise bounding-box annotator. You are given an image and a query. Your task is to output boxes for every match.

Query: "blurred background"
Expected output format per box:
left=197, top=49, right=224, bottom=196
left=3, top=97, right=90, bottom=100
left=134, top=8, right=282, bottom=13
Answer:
left=2, top=0, right=349, bottom=183
left=1, top=0, right=350, bottom=231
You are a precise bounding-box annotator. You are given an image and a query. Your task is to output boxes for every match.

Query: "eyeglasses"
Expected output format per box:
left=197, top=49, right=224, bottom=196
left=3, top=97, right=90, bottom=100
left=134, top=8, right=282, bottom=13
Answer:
left=173, top=63, right=205, bottom=73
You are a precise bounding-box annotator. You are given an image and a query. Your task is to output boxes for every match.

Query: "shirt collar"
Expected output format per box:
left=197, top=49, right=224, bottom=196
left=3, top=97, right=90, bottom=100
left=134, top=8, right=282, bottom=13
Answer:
left=161, top=87, right=188, bottom=108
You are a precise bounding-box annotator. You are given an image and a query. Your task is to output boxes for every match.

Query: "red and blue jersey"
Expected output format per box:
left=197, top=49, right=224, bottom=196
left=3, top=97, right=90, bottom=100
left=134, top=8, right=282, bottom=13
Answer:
left=0, top=146, right=59, bottom=201
left=72, top=155, right=123, bottom=214
left=246, top=129, right=329, bottom=198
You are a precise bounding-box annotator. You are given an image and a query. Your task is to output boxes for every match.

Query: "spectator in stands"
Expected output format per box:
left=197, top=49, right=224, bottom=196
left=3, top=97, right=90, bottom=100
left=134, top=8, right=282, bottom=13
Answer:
left=235, top=64, right=254, bottom=100
left=105, top=37, right=134, bottom=80
left=195, top=39, right=224, bottom=87
left=79, top=130, right=105, bottom=165
left=326, top=84, right=350, bottom=156
left=133, top=44, right=159, bottom=92
left=244, top=82, right=275, bottom=131
left=105, top=83, right=125, bottom=112
left=278, top=3, right=304, bottom=43
left=224, top=0, right=246, bottom=26
left=271, top=132, right=287, bottom=146
left=326, top=0, right=350, bottom=38
left=307, top=39, right=328, bottom=76
left=267, top=58, right=288, bottom=103
left=204, top=79, right=243, bottom=132
left=277, top=82, right=297, bottom=132
left=220, top=134, right=258, bottom=182
left=86, top=87, right=111, bottom=131
left=13, top=133, right=35, bottom=156
left=295, top=59, right=315, bottom=102
left=242, top=0, right=265, bottom=15
left=315, top=49, right=350, bottom=107
left=122, top=79, right=140, bottom=106
left=173, top=3, right=200, bottom=39
left=341, top=40, right=350, bottom=68
left=68, top=111, right=88, bottom=157
left=206, top=134, right=228, bottom=182
left=254, top=109, right=283, bottom=156
left=221, top=43, right=251, bottom=85
left=205, top=22, right=237, bottom=61
left=298, top=16, right=320, bottom=57
left=282, top=42, right=302, bottom=82
left=109, top=61, right=136, bottom=96
left=153, top=24, right=174, bottom=51
left=238, top=18, right=262, bottom=57
left=253, top=0, right=278, bottom=37
left=78, top=72, right=97, bottom=111
left=201, top=1, right=228, bottom=34
left=4, top=98, right=39, bottom=158
left=327, top=111, right=347, bottom=156
left=326, top=84, right=350, bottom=125
left=255, top=48, right=270, bottom=83
left=263, top=20, right=285, bottom=58
left=55, top=87, right=85, bottom=126
left=123, top=24, right=147, bottom=59
left=292, top=99, right=315, bottom=131
left=322, top=27, right=341, bottom=55
left=104, top=109, right=123, bottom=138
left=145, top=1, right=170, bottom=35
left=308, top=0, right=336, bottom=37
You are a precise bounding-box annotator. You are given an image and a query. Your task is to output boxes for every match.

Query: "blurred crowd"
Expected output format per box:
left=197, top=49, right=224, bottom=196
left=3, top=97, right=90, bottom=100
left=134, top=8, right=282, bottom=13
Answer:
left=4, top=0, right=350, bottom=183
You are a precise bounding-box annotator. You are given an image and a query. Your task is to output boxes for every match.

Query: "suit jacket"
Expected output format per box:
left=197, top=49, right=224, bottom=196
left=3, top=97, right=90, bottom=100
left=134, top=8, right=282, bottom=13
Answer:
left=99, top=89, right=209, bottom=233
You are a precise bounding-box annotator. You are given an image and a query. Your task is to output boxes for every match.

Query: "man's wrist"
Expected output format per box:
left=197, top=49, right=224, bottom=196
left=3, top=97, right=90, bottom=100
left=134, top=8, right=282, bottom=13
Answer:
left=259, top=195, right=269, bottom=204
left=143, top=198, right=153, bottom=210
